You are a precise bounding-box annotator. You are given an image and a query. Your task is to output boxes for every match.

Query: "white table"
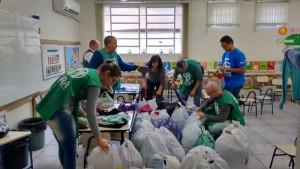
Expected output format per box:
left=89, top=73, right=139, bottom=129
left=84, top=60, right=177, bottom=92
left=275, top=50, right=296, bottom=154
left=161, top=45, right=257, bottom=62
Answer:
left=0, top=131, right=33, bottom=169
left=114, top=83, right=140, bottom=102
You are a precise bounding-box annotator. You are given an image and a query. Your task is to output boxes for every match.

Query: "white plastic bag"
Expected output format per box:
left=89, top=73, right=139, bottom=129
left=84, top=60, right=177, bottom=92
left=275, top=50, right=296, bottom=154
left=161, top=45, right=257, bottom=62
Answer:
left=119, top=139, right=144, bottom=169
left=138, top=98, right=148, bottom=109
left=150, top=109, right=170, bottom=127
left=215, top=122, right=249, bottom=169
left=136, top=112, right=152, bottom=122
left=98, top=91, right=115, bottom=109
left=148, top=154, right=180, bottom=169
left=131, top=129, right=152, bottom=151
left=140, top=131, right=170, bottom=166
left=171, top=106, right=189, bottom=130
left=183, top=112, right=202, bottom=129
left=179, top=153, right=211, bottom=169
left=181, top=123, right=202, bottom=153
left=187, top=146, right=230, bottom=169
left=133, top=118, right=155, bottom=133
left=148, top=98, right=158, bottom=111
left=157, top=127, right=185, bottom=162
left=87, top=140, right=122, bottom=169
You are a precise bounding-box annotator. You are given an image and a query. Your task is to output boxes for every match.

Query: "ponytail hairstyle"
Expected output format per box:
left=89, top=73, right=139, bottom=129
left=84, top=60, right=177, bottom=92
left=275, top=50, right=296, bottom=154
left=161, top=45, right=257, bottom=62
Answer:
left=99, top=60, right=121, bottom=77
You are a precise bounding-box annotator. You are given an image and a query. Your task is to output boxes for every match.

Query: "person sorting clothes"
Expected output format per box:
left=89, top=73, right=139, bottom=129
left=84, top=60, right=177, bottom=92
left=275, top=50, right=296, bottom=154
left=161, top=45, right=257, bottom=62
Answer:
left=196, top=81, right=245, bottom=139
left=35, top=60, right=121, bottom=169
left=171, top=59, right=204, bottom=107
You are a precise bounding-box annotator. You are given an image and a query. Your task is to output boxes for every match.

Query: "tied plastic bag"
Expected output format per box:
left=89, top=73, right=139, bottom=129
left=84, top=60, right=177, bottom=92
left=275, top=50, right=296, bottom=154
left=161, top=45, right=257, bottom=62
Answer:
left=98, top=91, right=115, bottom=109
left=215, top=122, right=249, bottom=169
left=181, top=122, right=202, bottom=153
left=140, top=131, right=170, bottom=166
left=87, top=140, right=122, bottom=169
left=171, top=106, right=189, bottom=130
left=157, top=118, right=182, bottom=142
left=183, top=112, right=201, bottom=129
left=119, top=139, right=144, bottom=169
left=148, top=154, right=180, bottom=169
left=148, top=98, right=158, bottom=111
left=187, top=146, right=230, bottom=169
left=157, top=127, right=185, bottom=162
left=196, top=126, right=215, bottom=149
left=138, top=104, right=152, bottom=114
left=133, top=118, right=155, bottom=133
left=150, top=109, right=170, bottom=127
left=138, top=98, right=148, bottom=109
left=179, top=153, right=211, bottom=169
left=131, top=129, right=152, bottom=152
left=136, top=112, right=151, bottom=122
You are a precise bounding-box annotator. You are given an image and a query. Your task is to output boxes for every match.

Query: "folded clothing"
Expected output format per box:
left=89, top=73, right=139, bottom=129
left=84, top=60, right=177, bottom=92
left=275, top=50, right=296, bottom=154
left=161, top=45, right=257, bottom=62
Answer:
left=97, top=108, right=121, bottom=116
left=78, top=117, right=89, bottom=129
left=98, top=112, right=130, bottom=128
left=118, top=103, right=137, bottom=112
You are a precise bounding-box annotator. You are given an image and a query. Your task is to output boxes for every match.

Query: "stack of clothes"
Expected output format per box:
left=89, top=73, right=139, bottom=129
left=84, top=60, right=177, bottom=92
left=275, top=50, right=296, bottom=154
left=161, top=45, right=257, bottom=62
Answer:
left=98, top=112, right=130, bottom=128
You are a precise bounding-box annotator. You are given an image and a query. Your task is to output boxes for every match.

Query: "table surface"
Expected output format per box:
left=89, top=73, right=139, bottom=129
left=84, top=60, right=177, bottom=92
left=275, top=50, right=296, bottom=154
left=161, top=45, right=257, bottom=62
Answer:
left=79, top=110, right=136, bottom=133
left=0, top=131, right=31, bottom=146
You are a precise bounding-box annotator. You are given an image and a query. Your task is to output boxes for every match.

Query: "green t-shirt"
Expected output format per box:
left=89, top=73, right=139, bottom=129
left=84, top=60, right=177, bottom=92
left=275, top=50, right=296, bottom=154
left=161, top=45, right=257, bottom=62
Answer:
left=35, top=68, right=101, bottom=120
left=99, top=48, right=120, bottom=90
left=175, top=59, right=203, bottom=96
left=205, top=90, right=245, bottom=126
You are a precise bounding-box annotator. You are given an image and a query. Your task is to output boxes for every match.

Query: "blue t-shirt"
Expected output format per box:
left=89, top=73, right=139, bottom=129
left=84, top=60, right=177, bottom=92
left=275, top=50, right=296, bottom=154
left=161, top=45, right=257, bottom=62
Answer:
left=221, top=48, right=246, bottom=87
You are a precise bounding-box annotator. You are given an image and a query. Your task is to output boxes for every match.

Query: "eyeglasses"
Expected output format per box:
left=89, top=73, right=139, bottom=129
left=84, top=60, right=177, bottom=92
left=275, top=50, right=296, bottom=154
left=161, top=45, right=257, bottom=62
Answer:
left=207, top=89, right=217, bottom=95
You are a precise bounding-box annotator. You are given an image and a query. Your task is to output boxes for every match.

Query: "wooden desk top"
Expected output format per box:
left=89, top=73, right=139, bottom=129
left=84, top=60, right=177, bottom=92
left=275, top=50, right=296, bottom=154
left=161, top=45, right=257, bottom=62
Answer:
left=0, top=131, right=31, bottom=146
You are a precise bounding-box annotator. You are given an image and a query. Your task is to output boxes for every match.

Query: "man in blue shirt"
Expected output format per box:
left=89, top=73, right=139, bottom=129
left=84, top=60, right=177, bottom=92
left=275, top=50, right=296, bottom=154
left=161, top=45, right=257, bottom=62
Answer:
left=219, top=35, right=246, bottom=99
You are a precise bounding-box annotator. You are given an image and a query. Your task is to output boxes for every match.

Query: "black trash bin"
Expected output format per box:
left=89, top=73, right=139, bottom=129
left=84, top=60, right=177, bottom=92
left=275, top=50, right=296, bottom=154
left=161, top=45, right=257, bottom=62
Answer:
left=18, top=117, right=47, bottom=151
left=3, top=138, right=29, bottom=169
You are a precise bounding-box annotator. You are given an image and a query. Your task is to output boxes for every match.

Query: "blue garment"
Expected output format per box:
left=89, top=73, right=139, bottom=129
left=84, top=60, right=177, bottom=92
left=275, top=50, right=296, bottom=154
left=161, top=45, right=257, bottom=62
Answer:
left=221, top=48, right=246, bottom=87
left=279, top=51, right=300, bottom=109
left=223, top=85, right=243, bottom=99
left=285, top=48, right=300, bottom=70
left=208, top=120, right=230, bottom=139
left=47, top=108, right=77, bottom=169
left=88, top=50, right=138, bottom=71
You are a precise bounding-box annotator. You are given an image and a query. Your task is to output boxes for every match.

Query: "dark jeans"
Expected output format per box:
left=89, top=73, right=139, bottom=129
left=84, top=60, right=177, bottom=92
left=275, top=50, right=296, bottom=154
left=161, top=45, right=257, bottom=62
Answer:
left=146, top=79, right=163, bottom=100
left=223, top=85, right=243, bottom=99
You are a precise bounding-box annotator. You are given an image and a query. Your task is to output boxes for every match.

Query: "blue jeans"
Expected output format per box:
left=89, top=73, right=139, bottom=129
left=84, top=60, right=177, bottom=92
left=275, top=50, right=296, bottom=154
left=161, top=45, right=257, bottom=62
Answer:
left=47, top=108, right=77, bottom=169
left=208, top=120, right=230, bottom=139
left=180, top=88, right=202, bottom=107
left=223, top=85, right=243, bottom=99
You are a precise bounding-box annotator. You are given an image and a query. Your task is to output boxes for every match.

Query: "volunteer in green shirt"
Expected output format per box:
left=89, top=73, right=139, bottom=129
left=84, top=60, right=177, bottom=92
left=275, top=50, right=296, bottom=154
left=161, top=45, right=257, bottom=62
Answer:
left=35, top=60, right=121, bottom=169
left=171, top=59, right=204, bottom=107
left=196, top=81, right=245, bottom=139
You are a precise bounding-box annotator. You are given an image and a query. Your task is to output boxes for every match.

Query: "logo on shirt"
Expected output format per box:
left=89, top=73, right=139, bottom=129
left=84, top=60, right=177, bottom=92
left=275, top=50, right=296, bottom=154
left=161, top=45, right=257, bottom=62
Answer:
left=223, top=56, right=231, bottom=77
left=183, top=72, right=194, bottom=86
left=58, top=69, right=89, bottom=90
left=214, top=102, right=220, bottom=115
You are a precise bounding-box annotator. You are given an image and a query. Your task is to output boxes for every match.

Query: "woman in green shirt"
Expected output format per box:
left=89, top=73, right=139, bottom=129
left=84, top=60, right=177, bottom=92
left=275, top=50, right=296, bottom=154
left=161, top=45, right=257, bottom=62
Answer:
left=35, top=60, right=121, bottom=169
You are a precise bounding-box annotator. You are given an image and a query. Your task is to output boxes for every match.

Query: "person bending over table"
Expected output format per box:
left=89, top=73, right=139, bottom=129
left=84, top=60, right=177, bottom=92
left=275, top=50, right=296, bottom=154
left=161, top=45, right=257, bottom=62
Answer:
left=35, top=60, right=121, bottom=169
left=195, top=81, right=245, bottom=139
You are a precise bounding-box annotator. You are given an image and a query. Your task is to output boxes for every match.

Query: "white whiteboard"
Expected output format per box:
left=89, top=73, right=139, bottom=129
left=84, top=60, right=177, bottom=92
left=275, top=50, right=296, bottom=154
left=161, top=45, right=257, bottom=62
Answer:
left=0, top=10, right=43, bottom=107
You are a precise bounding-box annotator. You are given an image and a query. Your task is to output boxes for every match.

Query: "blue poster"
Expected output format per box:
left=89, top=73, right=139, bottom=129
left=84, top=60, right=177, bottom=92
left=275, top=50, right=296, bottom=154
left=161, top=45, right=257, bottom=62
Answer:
left=65, top=46, right=80, bottom=71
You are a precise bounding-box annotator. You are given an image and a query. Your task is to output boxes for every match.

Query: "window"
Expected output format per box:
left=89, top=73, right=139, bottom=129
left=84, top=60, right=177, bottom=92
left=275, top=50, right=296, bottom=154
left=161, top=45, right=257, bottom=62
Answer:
left=207, top=2, right=241, bottom=27
left=256, top=2, right=289, bottom=27
left=104, top=6, right=182, bottom=54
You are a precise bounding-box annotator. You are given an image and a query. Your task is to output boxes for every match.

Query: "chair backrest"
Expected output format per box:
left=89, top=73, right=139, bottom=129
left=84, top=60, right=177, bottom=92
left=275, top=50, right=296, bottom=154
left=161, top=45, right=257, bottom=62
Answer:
left=260, top=86, right=276, bottom=100
left=243, top=89, right=259, bottom=98
left=257, top=76, right=269, bottom=83
left=245, top=90, right=257, bottom=102
left=271, top=79, right=282, bottom=86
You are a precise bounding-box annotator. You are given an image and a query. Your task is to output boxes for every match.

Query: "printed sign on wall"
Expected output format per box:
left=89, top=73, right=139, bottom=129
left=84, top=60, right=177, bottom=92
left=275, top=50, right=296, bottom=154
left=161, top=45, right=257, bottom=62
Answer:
left=41, top=45, right=65, bottom=80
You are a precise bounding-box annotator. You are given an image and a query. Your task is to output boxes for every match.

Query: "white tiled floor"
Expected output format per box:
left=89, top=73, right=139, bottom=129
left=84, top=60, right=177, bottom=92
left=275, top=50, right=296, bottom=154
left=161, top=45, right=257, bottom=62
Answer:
left=31, top=95, right=299, bottom=169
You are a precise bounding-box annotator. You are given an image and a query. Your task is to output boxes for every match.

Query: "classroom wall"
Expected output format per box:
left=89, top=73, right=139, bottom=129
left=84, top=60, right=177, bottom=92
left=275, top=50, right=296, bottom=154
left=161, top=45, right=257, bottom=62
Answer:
left=0, top=0, right=80, bottom=128
left=188, top=1, right=300, bottom=62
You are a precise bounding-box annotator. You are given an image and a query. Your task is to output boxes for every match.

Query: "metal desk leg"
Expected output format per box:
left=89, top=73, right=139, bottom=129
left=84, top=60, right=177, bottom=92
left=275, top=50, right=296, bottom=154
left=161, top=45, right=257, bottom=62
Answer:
left=28, top=136, right=33, bottom=169
left=120, top=132, right=124, bottom=144
left=84, top=136, right=94, bottom=169
left=0, top=146, right=5, bottom=169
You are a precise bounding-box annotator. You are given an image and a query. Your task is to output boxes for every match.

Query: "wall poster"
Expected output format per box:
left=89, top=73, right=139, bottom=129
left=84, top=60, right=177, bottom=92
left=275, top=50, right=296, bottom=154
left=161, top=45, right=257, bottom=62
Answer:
left=41, top=45, right=65, bottom=80
left=65, top=46, right=80, bottom=71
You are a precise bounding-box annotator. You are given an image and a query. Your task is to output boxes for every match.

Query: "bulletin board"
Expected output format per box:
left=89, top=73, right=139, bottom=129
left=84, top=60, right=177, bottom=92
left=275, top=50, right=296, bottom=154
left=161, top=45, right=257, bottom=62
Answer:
left=41, top=45, right=65, bottom=80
